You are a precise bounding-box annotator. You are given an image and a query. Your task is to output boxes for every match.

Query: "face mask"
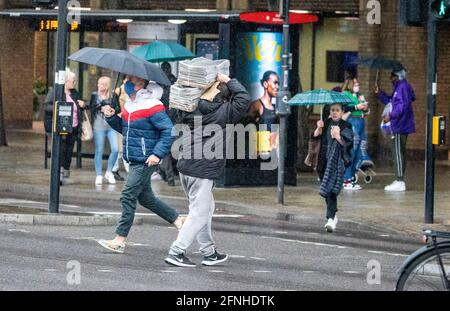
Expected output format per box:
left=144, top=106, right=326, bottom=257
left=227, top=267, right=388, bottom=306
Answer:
left=124, top=81, right=136, bottom=97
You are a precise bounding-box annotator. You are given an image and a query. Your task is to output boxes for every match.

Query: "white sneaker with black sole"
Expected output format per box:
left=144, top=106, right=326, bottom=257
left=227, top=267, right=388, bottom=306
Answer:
left=165, top=253, right=196, bottom=267
left=201, top=251, right=228, bottom=266
left=325, top=216, right=338, bottom=233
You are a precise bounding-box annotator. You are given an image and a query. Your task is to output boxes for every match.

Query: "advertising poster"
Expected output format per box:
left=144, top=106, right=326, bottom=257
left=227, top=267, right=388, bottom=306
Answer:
left=235, top=32, right=283, bottom=101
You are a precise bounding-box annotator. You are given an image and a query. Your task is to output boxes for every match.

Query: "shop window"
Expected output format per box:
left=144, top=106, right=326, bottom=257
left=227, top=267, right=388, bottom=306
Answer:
left=326, top=51, right=358, bottom=83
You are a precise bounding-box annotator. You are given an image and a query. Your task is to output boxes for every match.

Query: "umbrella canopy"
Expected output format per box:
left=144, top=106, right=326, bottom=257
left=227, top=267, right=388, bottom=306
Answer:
left=132, top=41, right=195, bottom=63
left=288, top=89, right=355, bottom=107
left=68, top=47, right=171, bottom=86
left=352, top=56, right=404, bottom=72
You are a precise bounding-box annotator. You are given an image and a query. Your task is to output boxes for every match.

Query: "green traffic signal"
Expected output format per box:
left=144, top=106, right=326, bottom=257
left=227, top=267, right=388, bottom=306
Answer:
left=432, top=0, right=450, bottom=19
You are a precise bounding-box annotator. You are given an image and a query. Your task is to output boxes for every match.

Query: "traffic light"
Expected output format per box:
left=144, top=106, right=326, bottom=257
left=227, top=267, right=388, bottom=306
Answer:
left=32, top=0, right=57, bottom=8
left=431, top=0, right=450, bottom=19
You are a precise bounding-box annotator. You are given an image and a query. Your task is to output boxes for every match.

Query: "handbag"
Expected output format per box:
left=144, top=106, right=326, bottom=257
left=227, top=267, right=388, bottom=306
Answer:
left=80, top=110, right=93, bottom=141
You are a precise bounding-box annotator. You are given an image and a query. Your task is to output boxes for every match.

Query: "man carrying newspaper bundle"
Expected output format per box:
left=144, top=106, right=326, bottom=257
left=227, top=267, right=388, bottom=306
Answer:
left=165, top=58, right=251, bottom=267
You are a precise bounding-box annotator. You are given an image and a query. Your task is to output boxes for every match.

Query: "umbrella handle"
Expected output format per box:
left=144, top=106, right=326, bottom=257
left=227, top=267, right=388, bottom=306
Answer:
left=376, top=70, right=380, bottom=86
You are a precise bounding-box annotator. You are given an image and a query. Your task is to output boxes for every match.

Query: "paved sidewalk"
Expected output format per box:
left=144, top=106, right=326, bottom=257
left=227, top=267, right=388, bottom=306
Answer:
left=0, top=125, right=449, bottom=235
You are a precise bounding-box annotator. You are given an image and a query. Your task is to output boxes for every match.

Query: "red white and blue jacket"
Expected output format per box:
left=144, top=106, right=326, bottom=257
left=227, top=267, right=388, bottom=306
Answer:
left=106, top=88, right=174, bottom=164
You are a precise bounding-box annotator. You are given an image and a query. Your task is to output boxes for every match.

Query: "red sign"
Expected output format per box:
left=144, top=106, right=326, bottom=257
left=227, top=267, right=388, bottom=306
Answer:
left=240, top=12, right=318, bottom=25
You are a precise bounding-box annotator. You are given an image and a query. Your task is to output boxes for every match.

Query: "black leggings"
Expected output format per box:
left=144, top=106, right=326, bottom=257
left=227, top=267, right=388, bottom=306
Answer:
left=59, top=128, right=78, bottom=170
left=325, top=193, right=338, bottom=220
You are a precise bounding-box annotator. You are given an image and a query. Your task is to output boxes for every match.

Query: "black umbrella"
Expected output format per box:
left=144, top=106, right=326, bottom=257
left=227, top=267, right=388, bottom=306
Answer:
left=351, top=56, right=404, bottom=84
left=68, top=47, right=171, bottom=86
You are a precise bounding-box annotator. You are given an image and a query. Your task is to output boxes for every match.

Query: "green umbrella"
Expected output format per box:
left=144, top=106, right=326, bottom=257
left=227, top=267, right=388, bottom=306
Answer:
left=288, top=89, right=355, bottom=119
left=132, top=41, right=194, bottom=63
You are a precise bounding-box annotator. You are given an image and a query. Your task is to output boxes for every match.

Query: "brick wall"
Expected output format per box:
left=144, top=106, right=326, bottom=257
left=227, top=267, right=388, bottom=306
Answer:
left=34, top=32, right=48, bottom=84
left=0, top=19, right=35, bottom=129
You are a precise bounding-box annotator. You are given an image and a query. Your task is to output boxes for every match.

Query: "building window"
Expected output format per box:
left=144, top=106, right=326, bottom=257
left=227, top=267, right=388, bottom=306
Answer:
left=326, top=51, right=358, bottom=83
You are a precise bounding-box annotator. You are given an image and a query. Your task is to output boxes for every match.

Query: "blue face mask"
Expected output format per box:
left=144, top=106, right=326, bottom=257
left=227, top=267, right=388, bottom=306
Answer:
left=124, top=81, right=136, bottom=97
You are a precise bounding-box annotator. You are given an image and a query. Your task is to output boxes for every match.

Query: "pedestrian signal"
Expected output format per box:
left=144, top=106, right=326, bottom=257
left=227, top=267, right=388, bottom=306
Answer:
left=431, top=0, right=450, bottom=19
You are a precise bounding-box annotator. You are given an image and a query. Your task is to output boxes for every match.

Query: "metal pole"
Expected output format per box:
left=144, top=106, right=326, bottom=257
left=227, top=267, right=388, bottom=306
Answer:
left=425, top=5, right=437, bottom=224
left=276, top=0, right=291, bottom=205
left=49, top=0, right=69, bottom=214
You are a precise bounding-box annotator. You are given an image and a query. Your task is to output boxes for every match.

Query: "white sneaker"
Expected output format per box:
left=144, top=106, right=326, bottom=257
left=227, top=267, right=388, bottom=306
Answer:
left=343, top=182, right=362, bottom=191
left=384, top=181, right=406, bottom=192
left=104, top=171, right=116, bottom=184
left=95, top=176, right=103, bottom=185
left=325, top=216, right=338, bottom=233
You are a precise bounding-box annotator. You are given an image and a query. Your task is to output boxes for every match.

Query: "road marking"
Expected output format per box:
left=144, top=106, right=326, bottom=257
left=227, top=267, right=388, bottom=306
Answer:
left=85, top=211, right=243, bottom=218
left=65, top=237, right=97, bottom=241
left=98, top=269, right=113, bottom=273
left=274, top=231, right=288, bottom=234
left=240, top=230, right=251, bottom=233
left=8, top=229, right=30, bottom=233
left=379, top=234, right=390, bottom=237
left=125, top=242, right=150, bottom=247
left=161, top=270, right=178, bottom=273
left=343, top=271, right=360, bottom=274
left=262, top=236, right=348, bottom=250
left=229, top=255, right=246, bottom=258
left=254, top=271, right=271, bottom=273
left=208, top=270, right=225, bottom=273
left=303, top=271, right=315, bottom=274
left=368, top=250, right=407, bottom=257
left=45, top=269, right=58, bottom=272
left=250, top=257, right=266, bottom=261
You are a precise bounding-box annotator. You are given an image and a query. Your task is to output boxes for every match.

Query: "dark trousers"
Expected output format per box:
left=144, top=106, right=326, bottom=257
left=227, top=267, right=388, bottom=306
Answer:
left=115, top=163, right=179, bottom=237
left=391, top=134, right=408, bottom=181
left=59, top=127, right=78, bottom=170
left=325, top=193, right=338, bottom=220
left=159, top=154, right=175, bottom=183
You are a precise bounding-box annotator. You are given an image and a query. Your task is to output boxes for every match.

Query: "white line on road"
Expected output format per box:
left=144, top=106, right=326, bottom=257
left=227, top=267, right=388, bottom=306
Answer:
left=8, top=229, right=30, bottom=233
left=254, top=271, right=271, bottom=273
left=161, top=270, right=178, bottom=273
left=85, top=211, right=243, bottom=218
left=45, top=269, right=58, bottom=272
left=208, top=270, right=225, bottom=273
left=273, top=231, right=288, bottom=234
left=367, top=250, right=407, bottom=257
left=250, top=257, right=266, bottom=261
left=98, top=270, right=113, bottom=273
left=229, top=255, right=246, bottom=258
left=262, top=236, right=348, bottom=250
left=343, top=271, right=361, bottom=274
left=303, top=271, right=315, bottom=274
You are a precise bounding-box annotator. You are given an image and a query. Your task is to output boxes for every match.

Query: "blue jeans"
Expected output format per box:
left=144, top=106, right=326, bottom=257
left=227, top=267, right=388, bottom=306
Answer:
left=94, top=128, right=119, bottom=177
left=344, top=117, right=367, bottom=182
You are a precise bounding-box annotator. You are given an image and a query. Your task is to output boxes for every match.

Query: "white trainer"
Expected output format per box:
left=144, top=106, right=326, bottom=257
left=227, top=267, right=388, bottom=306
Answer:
left=95, top=176, right=103, bottom=185
left=325, top=216, right=338, bottom=233
left=384, top=181, right=406, bottom=192
left=104, top=171, right=116, bottom=184
left=343, top=182, right=362, bottom=191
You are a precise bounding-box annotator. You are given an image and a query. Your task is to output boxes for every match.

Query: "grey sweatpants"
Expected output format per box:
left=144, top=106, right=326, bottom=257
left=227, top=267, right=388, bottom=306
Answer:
left=169, top=173, right=216, bottom=257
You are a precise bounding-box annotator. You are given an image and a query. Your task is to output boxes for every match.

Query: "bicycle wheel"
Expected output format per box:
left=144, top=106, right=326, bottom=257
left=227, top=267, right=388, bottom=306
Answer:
left=396, top=245, right=450, bottom=291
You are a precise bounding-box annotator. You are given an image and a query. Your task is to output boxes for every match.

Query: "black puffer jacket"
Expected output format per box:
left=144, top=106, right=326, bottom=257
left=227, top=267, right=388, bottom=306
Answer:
left=176, top=79, right=251, bottom=180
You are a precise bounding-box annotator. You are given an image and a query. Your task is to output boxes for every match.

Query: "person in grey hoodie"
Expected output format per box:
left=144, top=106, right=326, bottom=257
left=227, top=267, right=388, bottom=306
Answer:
left=165, top=73, right=251, bottom=267
left=374, top=67, right=416, bottom=192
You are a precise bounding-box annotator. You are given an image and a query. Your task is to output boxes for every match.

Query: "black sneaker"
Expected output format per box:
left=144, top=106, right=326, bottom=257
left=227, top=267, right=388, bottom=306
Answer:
left=165, top=253, right=196, bottom=267
left=201, top=250, right=228, bottom=266
left=112, top=171, right=125, bottom=181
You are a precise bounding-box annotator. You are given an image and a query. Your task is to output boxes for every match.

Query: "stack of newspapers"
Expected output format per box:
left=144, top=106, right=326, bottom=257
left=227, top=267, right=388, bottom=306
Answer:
left=170, top=57, right=230, bottom=112
left=177, top=57, right=230, bottom=89
left=169, top=84, right=203, bottom=112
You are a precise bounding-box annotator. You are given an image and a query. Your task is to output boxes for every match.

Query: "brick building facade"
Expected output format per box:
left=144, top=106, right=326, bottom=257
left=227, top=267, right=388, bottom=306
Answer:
left=1, top=0, right=449, bottom=161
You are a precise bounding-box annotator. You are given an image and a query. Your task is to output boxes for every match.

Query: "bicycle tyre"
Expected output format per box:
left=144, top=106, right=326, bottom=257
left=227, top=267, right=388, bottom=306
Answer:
left=396, top=245, right=450, bottom=291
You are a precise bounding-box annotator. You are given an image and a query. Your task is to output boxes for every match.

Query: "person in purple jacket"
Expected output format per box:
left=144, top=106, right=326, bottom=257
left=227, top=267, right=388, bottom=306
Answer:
left=374, top=67, right=416, bottom=192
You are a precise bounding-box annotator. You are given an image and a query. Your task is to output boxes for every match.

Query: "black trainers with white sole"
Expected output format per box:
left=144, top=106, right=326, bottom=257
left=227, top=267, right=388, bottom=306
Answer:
left=165, top=253, right=196, bottom=267
left=201, top=251, right=228, bottom=266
